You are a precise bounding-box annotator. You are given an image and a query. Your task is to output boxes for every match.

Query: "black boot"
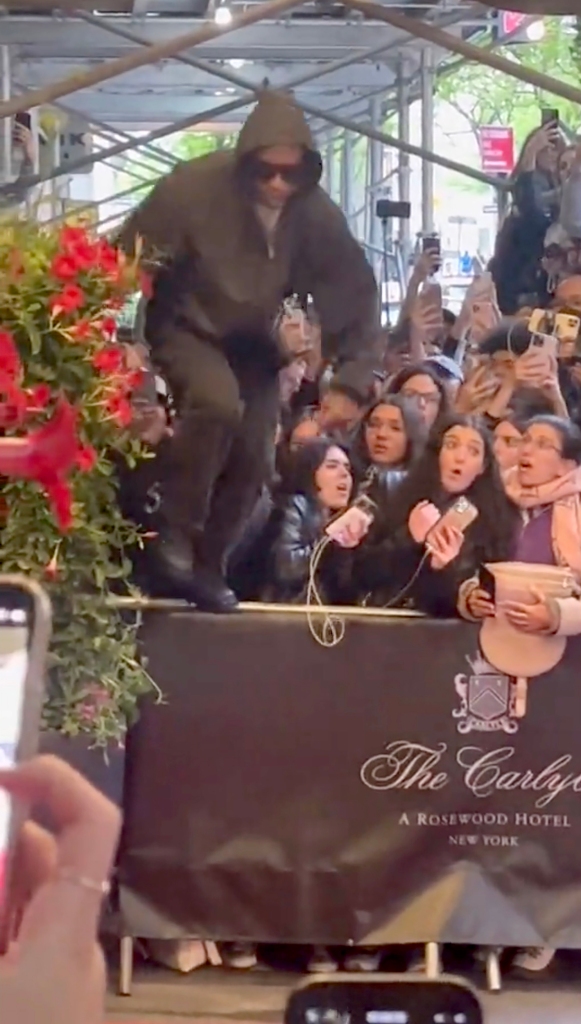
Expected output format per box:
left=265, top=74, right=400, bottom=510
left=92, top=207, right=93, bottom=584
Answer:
left=139, top=405, right=240, bottom=612
left=146, top=529, right=238, bottom=613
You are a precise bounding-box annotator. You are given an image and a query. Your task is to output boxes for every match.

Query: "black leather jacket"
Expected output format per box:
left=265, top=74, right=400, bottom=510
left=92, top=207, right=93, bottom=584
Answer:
left=360, top=465, right=407, bottom=510
left=353, top=514, right=483, bottom=615
left=267, top=494, right=353, bottom=604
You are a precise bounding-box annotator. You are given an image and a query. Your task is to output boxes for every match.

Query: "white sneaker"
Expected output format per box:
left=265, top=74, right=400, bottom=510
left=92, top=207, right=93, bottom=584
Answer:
left=308, top=947, right=338, bottom=973
left=221, top=942, right=258, bottom=969
left=512, top=947, right=555, bottom=975
left=344, top=948, right=382, bottom=972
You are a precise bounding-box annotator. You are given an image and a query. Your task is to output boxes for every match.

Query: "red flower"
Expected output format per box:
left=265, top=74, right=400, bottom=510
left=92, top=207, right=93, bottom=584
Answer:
left=76, top=444, right=97, bottom=472
left=49, top=284, right=85, bottom=315
left=96, top=240, right=120, bottom=277
left=92, top=347, right=123, bottom=374
left=105, top=393, right=132, bottom=427
left=44, top=478, right=73, bottom=532
left=127, top=368, right=145, bottom=391
left=26, top=383, right=51, bottom=410
left=0, top=376, right=28, bottom=428
left=59, top=226, right=89, bottom=250
left=0, top=399, right=80, bottom=532
left=50, top=254, right=79, bottom=281
left=69, top=319, right=92, bottom=341
left=0, top=330, right=20, bottom=380
left=101, top=316, right=117, bottom=338
left=58, top=226, right=99, bottom=273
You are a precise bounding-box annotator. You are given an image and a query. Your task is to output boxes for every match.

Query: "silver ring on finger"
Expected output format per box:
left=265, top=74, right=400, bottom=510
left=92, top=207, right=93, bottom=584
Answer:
left=58, top=867, right=111, bottom=897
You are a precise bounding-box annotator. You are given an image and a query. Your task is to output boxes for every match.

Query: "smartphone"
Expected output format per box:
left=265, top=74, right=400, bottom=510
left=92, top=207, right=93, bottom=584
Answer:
left=0, top=578, right=51, bottom=947
left=353, top=493, right=378, bottom=524
left=554, top=311, right=581, bottom=358
left=439, top=497, right=479, bottom=534
left=422, top=235, right=441, bottom=270
left=285, top=976, right=483, bottom=1024
left=541, top=108, right=559, bottom=127
left=528, top=331, right=558, bottom=359
left=479, top=564, right=496, bottom=603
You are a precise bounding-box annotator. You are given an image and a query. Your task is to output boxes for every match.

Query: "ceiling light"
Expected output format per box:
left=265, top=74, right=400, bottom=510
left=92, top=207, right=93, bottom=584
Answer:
left=228, top=58, right=246, bottom=69
left=214, top=4, right=233, bottom=26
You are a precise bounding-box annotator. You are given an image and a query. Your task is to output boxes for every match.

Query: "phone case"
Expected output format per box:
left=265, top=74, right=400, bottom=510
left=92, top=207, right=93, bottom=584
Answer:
left=440, top=497, right=479, bottom=534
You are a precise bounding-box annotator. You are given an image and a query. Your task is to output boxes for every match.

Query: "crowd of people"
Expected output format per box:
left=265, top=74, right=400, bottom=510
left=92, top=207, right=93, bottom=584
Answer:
left=111, top=98, right=581, bottom=982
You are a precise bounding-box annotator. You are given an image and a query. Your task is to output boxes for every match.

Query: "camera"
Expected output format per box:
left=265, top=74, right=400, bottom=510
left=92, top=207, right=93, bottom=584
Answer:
left=375, top=199, right=411, bottom=221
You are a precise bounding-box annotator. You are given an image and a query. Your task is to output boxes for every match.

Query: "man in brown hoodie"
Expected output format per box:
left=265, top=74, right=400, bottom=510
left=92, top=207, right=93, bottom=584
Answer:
left=118, top=90, right=380, bottom=612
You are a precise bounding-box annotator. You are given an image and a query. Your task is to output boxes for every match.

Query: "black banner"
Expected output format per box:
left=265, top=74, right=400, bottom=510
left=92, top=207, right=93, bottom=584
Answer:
left=119, top=608, right=581, bottom=947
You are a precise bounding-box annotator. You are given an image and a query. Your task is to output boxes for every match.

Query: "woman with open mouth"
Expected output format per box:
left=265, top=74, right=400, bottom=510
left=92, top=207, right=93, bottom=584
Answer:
left=266, top=437, right=355, bottom=606
left=350, top=415, right=517, bottom=613
left=458, top=413, right=581, bottom=979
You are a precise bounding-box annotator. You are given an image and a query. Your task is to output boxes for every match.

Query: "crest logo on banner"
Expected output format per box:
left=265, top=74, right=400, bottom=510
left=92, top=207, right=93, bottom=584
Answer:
left=453, top=652, right=529, bottom=734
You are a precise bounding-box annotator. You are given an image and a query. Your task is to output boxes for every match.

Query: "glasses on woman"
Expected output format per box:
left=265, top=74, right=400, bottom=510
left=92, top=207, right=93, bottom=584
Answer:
left=521, top=434, right=561, bottom=453
left=401, top=388, right=440, bottom=406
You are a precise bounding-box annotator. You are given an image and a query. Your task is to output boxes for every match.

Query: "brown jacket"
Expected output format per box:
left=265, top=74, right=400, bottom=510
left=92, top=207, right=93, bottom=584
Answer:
left=117, top=91, right=380, bottom=367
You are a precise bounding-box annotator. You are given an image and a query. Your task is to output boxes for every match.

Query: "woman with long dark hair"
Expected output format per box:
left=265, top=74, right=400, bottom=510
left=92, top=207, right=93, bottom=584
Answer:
left=387, top=363, right=450, bottom=432
left=352, top=415, right=518, bottom=613
left=354, top=394, right=427, bottom=507
left=267, top=437, right=355, bottom=604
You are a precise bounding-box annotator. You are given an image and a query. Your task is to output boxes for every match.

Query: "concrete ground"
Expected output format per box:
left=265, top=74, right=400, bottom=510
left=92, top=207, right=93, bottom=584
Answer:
left=106, top=960, right=581, bottom=1024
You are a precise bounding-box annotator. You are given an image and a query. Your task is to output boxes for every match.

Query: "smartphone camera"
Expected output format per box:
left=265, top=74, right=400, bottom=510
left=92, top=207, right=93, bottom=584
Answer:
left=286, top=978, right=483, bottom=1024
left=422, top=234, right=441, bottom=272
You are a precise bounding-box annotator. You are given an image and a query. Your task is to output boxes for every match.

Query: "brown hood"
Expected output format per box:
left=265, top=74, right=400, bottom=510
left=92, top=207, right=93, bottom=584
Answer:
left=235, top=90, right=322, bottom=189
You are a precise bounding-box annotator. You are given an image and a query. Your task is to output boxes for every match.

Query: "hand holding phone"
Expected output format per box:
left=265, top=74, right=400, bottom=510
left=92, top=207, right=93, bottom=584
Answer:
left=0, top=578, right=51, bottom=944
left=326, top=495, right=376, bottom=549
left=426, top=523, right=464, bottom=570
left=441, top=496, right=478, bottom=533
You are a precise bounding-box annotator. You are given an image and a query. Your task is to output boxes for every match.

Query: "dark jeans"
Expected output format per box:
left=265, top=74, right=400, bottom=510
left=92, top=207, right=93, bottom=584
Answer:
left=153, top=328, right=280, bottom=570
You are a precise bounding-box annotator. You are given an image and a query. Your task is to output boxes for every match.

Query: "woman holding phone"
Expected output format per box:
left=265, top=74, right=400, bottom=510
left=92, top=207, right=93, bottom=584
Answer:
left=347, top=416, right=517, bottom=613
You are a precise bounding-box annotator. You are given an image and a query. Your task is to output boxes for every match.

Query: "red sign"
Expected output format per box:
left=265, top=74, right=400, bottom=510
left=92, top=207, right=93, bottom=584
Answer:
left=479, top=126, right=515, bottom=175
left=500, top=10, right=527, bottom=36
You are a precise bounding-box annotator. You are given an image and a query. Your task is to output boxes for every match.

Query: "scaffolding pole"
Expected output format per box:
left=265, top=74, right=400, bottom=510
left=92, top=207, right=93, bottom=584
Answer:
left=0, top=0, right=301, bottom=120
left=397, top=56, right=411, bottom=263
left=368, top=96, right=383, bottom=257
left=13, top=35, right=427, bottom=190
left=77, top=10, right=405, bottom=94
left=421, top=49, right=434, bottom=235
left=1, top=48, right=11, bottom=183
left=298, top=102, right=509, bottom=191
left=52, top=99, right=178, bottom=170
left=343, top=0, right=581, bottom=107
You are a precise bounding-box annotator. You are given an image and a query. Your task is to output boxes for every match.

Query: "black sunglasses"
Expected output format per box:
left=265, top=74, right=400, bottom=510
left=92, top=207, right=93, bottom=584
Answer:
left=253, top=160, right=304, bottom=186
